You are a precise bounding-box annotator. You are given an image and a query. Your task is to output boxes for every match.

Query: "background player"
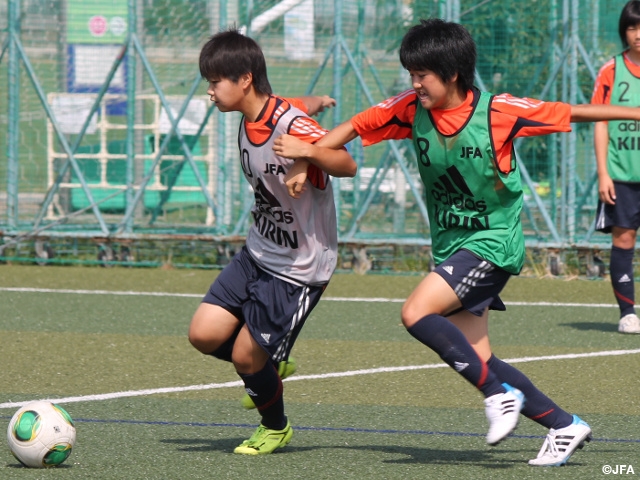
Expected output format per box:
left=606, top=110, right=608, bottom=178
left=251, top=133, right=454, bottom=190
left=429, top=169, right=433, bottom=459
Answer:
left=592, top=0, right=640, bottom=334
left=188, top=28, right=356, bottom=455
left=274, top=18, right=640, bottom=466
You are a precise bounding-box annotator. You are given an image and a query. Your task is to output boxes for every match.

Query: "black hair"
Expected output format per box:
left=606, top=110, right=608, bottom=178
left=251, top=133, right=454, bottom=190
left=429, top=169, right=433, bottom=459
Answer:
left=199, top=28, right=272, bottom=95
left=399, top=18, right=476, bottom=93
left=619, top=1, right=640, bottom=48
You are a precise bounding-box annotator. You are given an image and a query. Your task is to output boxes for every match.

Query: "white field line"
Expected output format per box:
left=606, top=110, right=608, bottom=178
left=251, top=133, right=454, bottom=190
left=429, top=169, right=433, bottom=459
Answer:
left=0, top=287, right=624, bottom=308
left=1, top=349, right=639, bottom=410
left=0, top=287, right=633, bottom=410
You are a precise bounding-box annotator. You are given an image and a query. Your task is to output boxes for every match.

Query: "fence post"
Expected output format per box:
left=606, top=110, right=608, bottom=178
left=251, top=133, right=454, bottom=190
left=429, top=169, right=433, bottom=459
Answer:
left=125, top=0, right=138, bottom=234
left=6, top=0, right=21, bottom=230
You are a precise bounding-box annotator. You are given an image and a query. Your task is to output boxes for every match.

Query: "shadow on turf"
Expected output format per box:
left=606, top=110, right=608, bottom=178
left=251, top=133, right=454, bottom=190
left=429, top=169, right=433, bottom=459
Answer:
left=329, top=445, right=521, bottom=468
left=560, top=321, right=618, bottom=332
left=162, top=438, right=529, bottom=468
left=164, top=437, right=246, bottom=452
left=5, top=462, right=73, bottom=469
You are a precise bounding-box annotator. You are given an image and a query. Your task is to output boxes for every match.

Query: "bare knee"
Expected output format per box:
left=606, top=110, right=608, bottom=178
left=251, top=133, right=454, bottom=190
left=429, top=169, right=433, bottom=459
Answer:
left=188, top=319, right=219, bottom=353
left=188, top=326, right=214, bottom=353
left=400, top=272, right=458, bottom=329
left=401, top=299, right=430, bottom=329
left=188, top=303, right=239, bottom=354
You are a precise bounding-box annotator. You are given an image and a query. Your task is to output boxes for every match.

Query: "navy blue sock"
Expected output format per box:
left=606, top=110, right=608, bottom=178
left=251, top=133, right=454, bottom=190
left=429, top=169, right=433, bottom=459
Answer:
left=610, top=246, right=636, bottom=317
left=407, top=314, right=504, bottom=398
left=487, top=355, right=573, bottom=429
left=238, top=362, right=287, bottom=430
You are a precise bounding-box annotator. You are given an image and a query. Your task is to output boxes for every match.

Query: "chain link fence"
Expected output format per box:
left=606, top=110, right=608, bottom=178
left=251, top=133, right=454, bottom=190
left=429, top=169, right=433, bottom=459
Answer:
left=0, top=0, right=631, bottom=274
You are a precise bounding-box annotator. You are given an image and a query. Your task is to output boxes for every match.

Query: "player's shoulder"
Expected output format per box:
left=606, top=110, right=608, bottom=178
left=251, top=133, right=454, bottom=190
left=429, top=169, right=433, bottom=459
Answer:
left=288, top=115, right=327, bottom=140
left=260, top=95, right=308, bottom=129
left=267, top=95, right=326, bottom=139
left=596, top=57, right=616, bottom=77
left=375, top=88, right=417, bottom=109
left=491, top=93, right=546, bottom=110
left=277, top=95, right=306, bottom=114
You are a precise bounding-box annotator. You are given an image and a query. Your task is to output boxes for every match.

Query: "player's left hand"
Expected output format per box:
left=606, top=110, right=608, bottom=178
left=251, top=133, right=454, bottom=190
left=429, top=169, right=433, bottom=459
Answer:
left=305, top=95, right=336, bottom=116
left=284, top=159, right=309, bottom=198
left=315, top=95, right=336, bottom=114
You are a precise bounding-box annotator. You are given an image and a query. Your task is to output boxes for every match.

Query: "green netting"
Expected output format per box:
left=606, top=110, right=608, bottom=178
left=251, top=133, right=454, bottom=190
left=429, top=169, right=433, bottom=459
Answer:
left=0, top=0, right=632, bottom=270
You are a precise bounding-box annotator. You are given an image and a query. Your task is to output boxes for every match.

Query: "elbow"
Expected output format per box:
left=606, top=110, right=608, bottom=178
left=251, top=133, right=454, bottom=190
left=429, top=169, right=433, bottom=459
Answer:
left=331, top=155, right=357, bottom=178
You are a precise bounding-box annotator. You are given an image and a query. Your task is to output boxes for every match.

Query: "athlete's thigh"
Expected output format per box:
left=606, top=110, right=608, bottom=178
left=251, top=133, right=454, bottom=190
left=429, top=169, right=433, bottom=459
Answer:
left=189, top=247, right=255, bottom=352
left=188, top=302, right=240, bottom=353
left=448, top=308, right=492, bottom=362
left=402, top=271, right=461, bottom=326
left=243, top=271, right=324, bottom=362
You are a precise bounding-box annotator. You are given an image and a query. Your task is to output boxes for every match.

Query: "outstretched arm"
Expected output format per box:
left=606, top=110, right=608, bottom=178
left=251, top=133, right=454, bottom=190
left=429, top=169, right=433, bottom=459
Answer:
left=273, top=134, right=356, bottom=178
left=570, top=104, right=640, bottom=122
left=315, top=120, right=360, bottom=148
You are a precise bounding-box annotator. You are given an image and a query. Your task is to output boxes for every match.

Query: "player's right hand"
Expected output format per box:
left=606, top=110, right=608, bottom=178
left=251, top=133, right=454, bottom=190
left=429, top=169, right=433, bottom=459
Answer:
left=598, top=174, right=616, bottom=205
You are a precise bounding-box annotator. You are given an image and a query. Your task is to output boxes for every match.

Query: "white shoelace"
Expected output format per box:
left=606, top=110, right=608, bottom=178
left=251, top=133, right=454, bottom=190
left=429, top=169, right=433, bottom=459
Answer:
left=535, top=432, right=559, bottom=458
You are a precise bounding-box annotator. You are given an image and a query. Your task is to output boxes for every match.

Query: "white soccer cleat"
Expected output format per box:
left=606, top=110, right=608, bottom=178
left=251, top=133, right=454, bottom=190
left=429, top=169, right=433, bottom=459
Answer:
left=618, top=313, right=640, bottom=334
left=528, top=415, right=592, bottom=466
left=484, top=383, right=525, bottom=446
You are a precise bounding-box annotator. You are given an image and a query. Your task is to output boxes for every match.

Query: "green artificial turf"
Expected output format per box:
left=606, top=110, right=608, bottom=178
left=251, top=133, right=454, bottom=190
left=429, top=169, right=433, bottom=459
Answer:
left=0, top=264, right=638, bottom=479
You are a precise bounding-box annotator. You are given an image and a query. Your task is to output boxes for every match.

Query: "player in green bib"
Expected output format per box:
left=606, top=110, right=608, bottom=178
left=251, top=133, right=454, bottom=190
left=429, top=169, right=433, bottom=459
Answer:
left=275, top=18, right=640, bottom=466
left=593, top=0, right=640, bottom=334
left=413, top=90, right=525, bottom=275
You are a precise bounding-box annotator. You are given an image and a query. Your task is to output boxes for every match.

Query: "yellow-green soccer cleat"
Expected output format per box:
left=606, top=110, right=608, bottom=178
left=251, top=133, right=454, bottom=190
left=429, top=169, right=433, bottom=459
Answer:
left=240, top=358, right=297, bottom=409
left=233, top=421, right=293, bottom=455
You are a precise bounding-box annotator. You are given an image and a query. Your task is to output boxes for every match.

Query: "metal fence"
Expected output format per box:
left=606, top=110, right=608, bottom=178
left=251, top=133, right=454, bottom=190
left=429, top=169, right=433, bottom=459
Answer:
left=0, top=0, right=630, bottom=272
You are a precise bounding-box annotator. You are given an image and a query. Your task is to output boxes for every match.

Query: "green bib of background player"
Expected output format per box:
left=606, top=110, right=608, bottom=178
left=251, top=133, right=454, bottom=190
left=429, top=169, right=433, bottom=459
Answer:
left=607, top=54, right=640, bottom=182
left=412, top=90, right=525, bottom=274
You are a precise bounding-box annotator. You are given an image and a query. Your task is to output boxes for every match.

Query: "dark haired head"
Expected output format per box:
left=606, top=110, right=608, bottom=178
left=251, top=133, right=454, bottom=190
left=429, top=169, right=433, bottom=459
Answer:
left=199, top=28, right=272, bottom=95
left=399, top=18, right=476, bottom=93
left=619, top=1, right=640, bottom=47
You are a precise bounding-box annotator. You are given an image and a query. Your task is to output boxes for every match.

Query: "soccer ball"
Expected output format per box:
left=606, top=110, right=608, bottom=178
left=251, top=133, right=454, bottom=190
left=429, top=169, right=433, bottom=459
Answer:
left=7, top=401, right=76, bottom=468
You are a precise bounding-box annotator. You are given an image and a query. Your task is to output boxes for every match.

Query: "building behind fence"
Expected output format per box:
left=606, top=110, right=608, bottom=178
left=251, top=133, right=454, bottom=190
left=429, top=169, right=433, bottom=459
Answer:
left=0, top=0, right=631, bottom=274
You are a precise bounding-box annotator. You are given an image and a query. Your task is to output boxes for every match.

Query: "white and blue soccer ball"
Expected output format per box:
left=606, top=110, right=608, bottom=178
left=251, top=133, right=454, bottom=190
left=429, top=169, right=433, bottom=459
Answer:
left=7, top=401, right=76, bottom=468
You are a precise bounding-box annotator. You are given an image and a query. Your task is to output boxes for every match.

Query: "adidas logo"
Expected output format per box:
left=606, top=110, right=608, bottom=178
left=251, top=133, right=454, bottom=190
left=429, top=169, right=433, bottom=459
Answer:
left=431, top=165, right=489, bottom=214
left=245, top=388, right=257, bottom=397
left=443, top=265, right=454, bottom=275
left=261, top=333, right=271, bottom=343
left=438, top=166, right=475, bottom=196
left=453, top=361, right=468, bottom=372
left=619, top=274, right=632, bottom=283
left=500, top=397, right=517, bottom=414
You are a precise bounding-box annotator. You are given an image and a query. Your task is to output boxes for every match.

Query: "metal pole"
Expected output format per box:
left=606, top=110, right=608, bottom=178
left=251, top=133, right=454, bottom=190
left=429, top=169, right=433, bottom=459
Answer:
left=559, top=0, right=569, bottom=243
left=216, top=0, right=228, bottom=233
left=6, top=0, right=20, bottom=230
left=353, top=0, right=364, bottom=218
left=549, top=0, right=558, bottom=226
left=125, top=0, right=137, bottom=234
left=592, top=0, right=599, bottom=54
left=452, top=0, right=461, bottom=22
left=567, top=0, right=579, bottom=243
left=332, top=0, right=343, bottom=219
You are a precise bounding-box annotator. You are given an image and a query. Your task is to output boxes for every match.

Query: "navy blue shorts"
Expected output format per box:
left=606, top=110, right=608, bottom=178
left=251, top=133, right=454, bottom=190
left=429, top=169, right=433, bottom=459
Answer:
left=202, top=246, right=326, bottom=362
left=595, top=181, right=640, bottom=233
left=433, top=249, right=510, bottom=316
